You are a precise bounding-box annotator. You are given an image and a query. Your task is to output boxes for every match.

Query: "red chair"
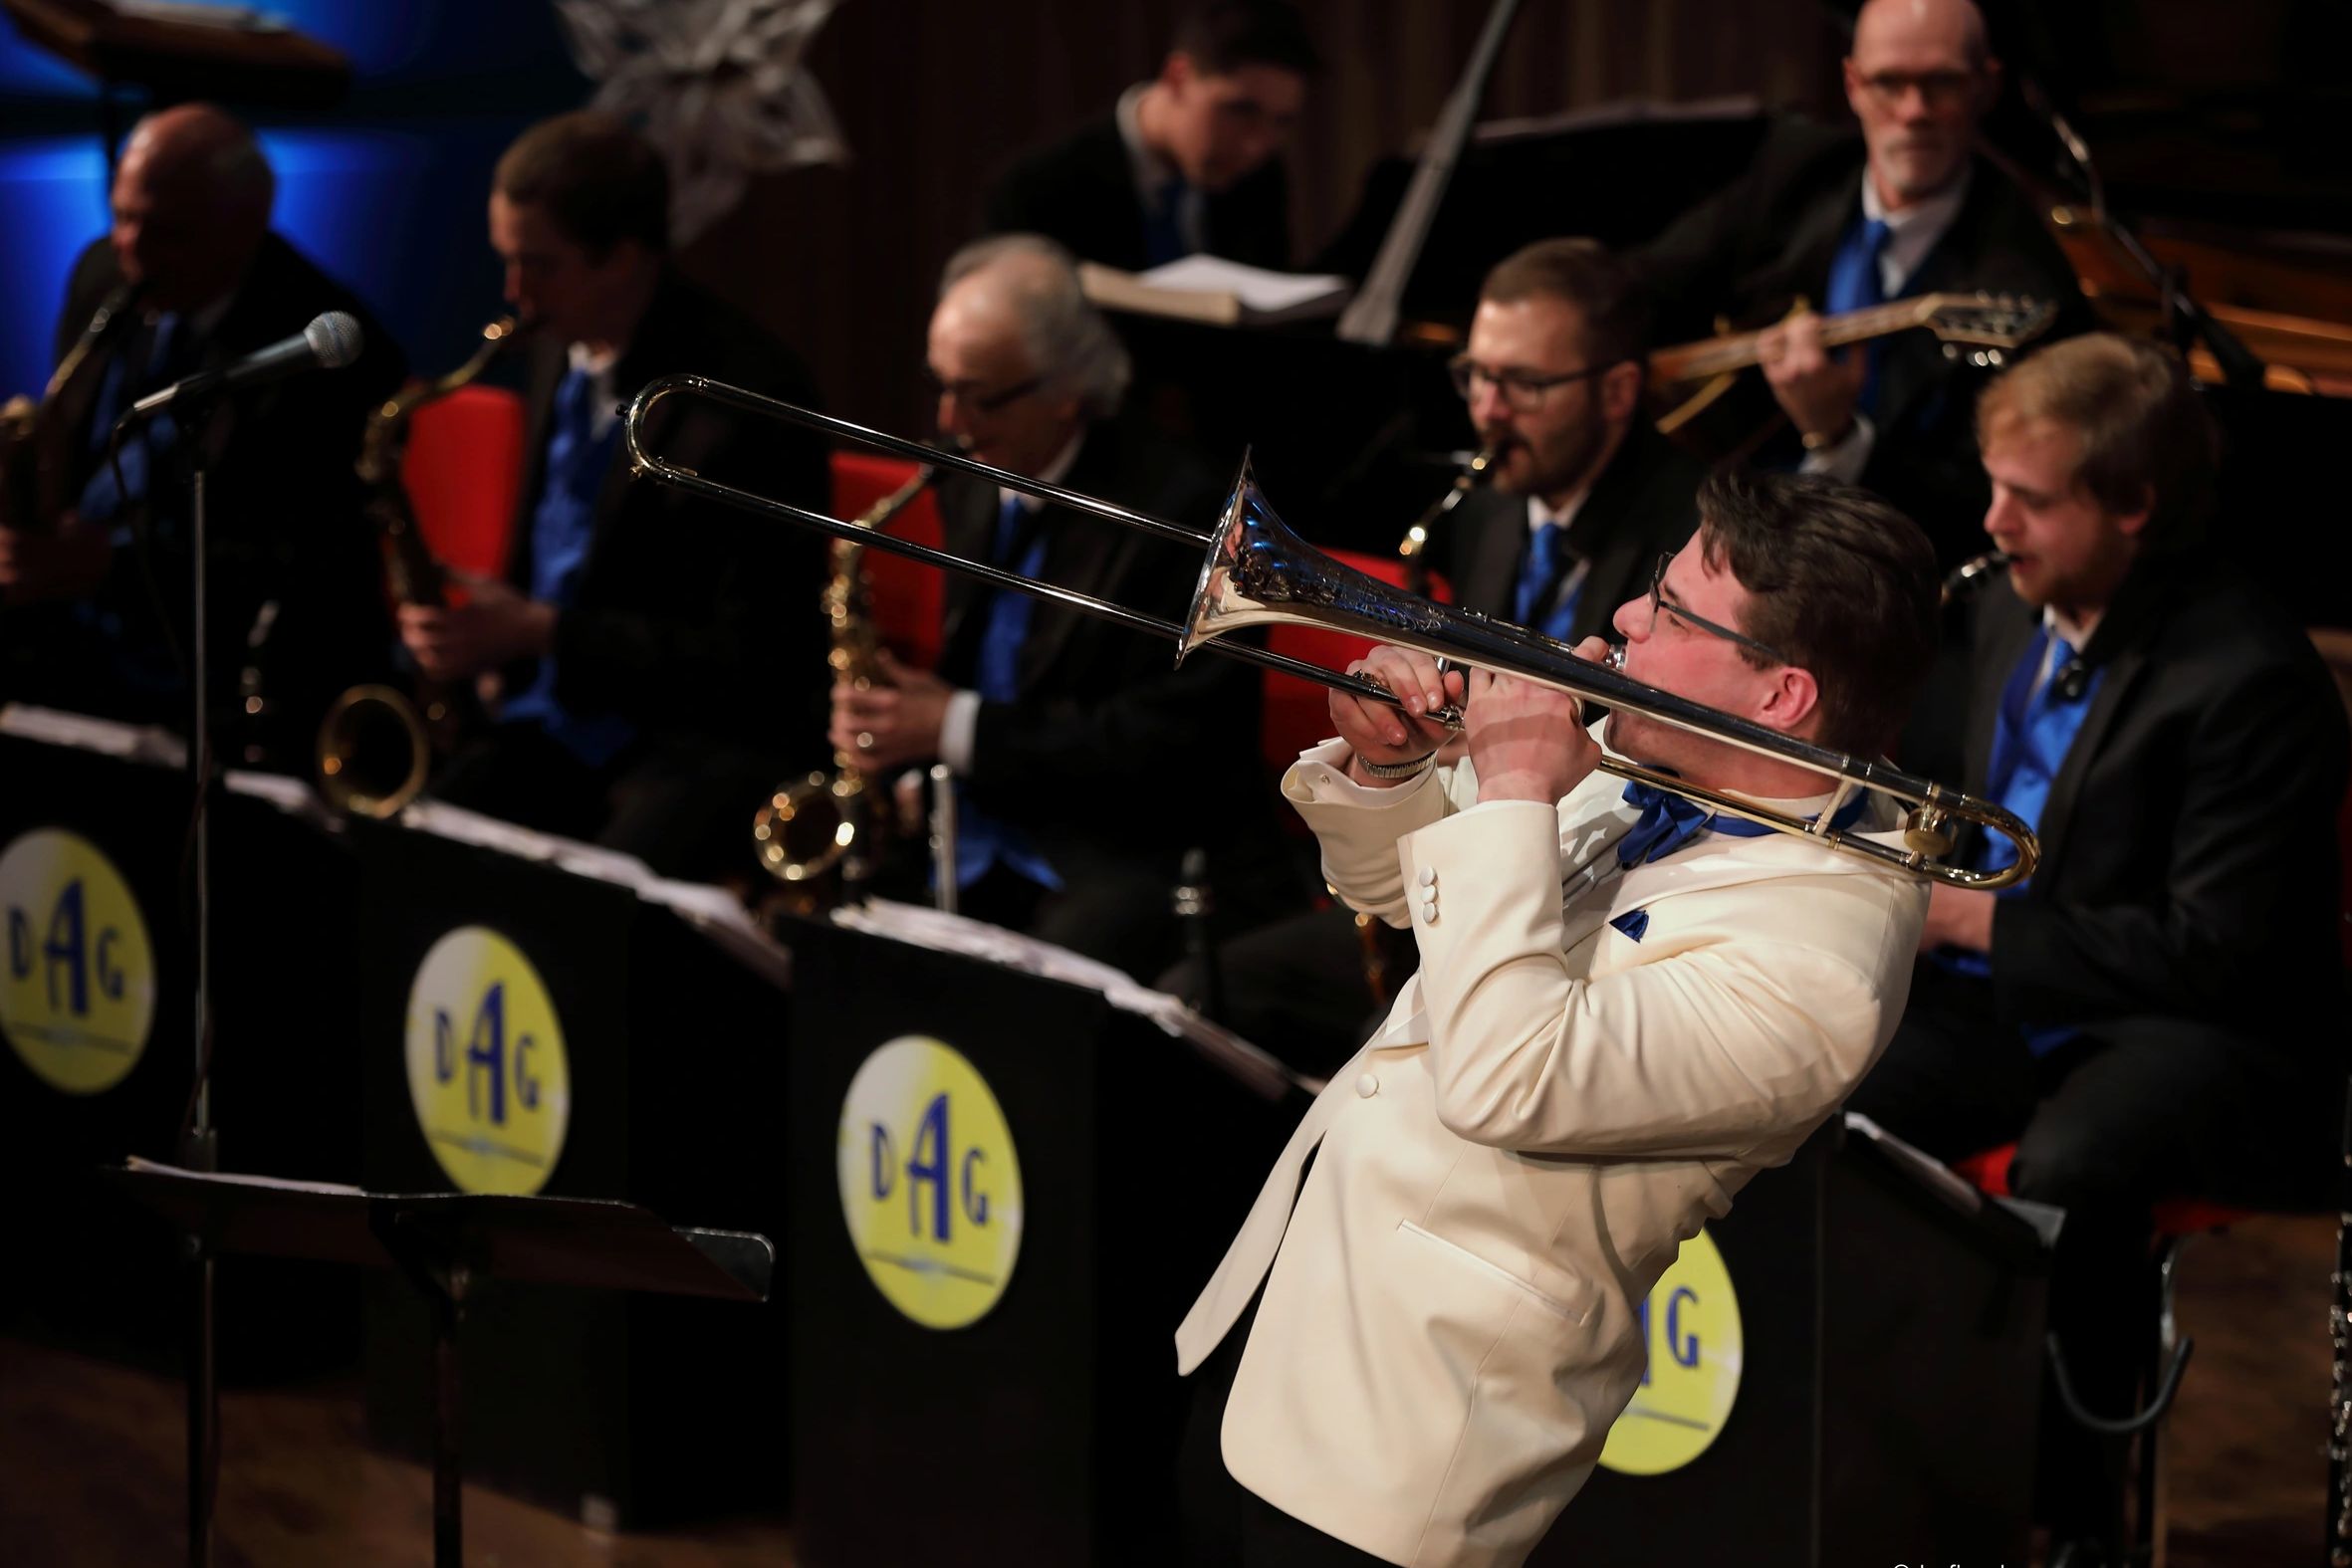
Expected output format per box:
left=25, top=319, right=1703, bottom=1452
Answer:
left=399, top=383, right=526, bottom=581
left=829, top=451, right=945, bottom=671
left=1259, top=549, right=1452, bottom=783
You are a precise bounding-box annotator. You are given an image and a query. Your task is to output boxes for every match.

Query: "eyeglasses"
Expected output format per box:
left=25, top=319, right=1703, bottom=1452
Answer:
left=1447, top=355, right=1619, bottom=412
left=1854, top=69, right=1977, bottom=109
left=1643, top=554, right=1790, bottom=665
left=925, top=369, right=1043, bottom=415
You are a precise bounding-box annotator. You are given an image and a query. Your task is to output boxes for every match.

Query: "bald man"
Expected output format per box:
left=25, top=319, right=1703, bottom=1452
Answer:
left=0, top=104, right=405, bottom=763
left=832, top=234, right=1286, bottom=979
left=1633, top=0, right=2091, bottom=570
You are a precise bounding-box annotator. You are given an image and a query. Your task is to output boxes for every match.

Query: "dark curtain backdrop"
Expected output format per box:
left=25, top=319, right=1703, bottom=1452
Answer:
left=683, top=0, right=1844, bottom=439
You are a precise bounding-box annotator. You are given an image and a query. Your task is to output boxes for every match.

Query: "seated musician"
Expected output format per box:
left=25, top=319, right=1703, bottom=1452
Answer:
left=1177, top=470, right=1942, bottom=1567
left=1161, top=237, right=1706, bottom=1076
left=829, top=234, right=1283, bottom=980
left=1845, top=333, right=2350, bottom=1555
left=0, top=104, right=407, bottom=762
left=981, top=0, right=1318, bottom=272
left=397, top=111, right=831, bottom=880
left=1630, top=0, right=2092, bottom=569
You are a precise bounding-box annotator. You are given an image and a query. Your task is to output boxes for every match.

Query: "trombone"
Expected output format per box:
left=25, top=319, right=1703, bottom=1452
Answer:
left=623, top=374, right=2038, bottom=890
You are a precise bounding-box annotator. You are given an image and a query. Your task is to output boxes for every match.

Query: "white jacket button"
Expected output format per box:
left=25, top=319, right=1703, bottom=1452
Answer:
left=1418, top=865, right=1437, bottom=887
left=1420, top=896, right=1438, bottom=923
left=1355, top=1072, right=1379, bottom=1098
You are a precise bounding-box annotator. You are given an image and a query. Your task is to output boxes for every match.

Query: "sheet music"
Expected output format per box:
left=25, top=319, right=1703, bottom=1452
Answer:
left=1136, top=256, right=1350, bottom=316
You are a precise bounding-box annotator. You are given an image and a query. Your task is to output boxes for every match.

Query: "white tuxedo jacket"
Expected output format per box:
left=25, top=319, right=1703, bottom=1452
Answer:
left=1175, top=738, right=1927, bottom=1567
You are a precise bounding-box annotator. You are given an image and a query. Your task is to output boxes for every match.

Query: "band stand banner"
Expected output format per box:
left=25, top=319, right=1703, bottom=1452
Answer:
left=784, top=913, right=1300, bottom=1568
left=0, top=710, right=361, bottom=1369
left=1528, top=1114, right=2053, bottom=1566
left=353, top=805, right=795, bottom=1530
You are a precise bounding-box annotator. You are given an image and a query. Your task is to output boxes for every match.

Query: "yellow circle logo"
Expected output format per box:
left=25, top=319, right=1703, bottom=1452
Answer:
left=1598, top=1228, right=1743, bottom=1475
left=836, top=1036, right=1024, bottom=1330
left=0, top=829, right=155, bottom=1094
left=403, top=927, right=569, bottom=1195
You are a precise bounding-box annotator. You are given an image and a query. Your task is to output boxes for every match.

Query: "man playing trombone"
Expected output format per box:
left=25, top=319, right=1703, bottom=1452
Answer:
left=1176, top=470, right=1942, bottom=1567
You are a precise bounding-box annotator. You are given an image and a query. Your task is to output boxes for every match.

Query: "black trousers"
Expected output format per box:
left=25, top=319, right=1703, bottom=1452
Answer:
left=1846, top=957, right=2344, bottom=1539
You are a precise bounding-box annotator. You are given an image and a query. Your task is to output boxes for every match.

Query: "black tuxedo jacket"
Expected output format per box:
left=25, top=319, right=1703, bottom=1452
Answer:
left=1964, top=555, right=2347, bottom=1047
left=1632, top=117, right=2094, bottom=565
left=16, top=233, right=407, bottom=749
left=508, top=268, right=830, bottom=757
left=982, top=112, right=1292, bottom=272
left=1436, top=421, right=1705, bottom=637
left=933, top=417, right=1271, bottom=871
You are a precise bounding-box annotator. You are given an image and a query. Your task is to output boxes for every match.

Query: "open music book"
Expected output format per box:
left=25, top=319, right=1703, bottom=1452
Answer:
left=1079, top=257, right=1351, bottom=328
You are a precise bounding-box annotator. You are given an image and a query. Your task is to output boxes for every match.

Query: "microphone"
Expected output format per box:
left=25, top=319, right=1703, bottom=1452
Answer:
left=124, top=312, right=364, bottom=422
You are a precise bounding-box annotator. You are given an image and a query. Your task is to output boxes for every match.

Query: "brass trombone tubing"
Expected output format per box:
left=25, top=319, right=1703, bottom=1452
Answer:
left=623, top=373, right=2037, bottom=889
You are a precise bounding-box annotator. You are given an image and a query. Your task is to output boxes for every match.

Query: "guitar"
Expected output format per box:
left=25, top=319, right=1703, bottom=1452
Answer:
left=1649, top=292, right=2058, bottom=456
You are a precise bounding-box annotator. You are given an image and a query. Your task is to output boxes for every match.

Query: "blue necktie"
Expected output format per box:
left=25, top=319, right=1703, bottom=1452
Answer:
left=1143, top=173, right=1190, bottom=267
left=1937, top=626, right=2101, bottom=1055
left=1514, top=522, right=1581, bottom=641
left=1824, top=214, right=1895, bottom=413
left=78, top=311, right=186, bottom=525
left=952, top=496, right=1062, bottom=892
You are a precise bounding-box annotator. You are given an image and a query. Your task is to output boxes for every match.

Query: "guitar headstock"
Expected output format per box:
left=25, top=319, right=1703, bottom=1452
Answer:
left=1914, top=293, right=2058, bottom=350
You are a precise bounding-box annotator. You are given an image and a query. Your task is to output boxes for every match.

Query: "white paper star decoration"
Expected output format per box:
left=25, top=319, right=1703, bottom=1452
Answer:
left=557, top=0, right=848, bottom=247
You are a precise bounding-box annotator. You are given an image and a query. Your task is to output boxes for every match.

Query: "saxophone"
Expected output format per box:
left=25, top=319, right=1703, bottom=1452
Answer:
left=316, top=315, right=526, bottom=816
left=1, top=283, right=140, bottom=535
left=1397, top=444, right=1495, bottom=598
left=752, top=462, right=935, bottom=900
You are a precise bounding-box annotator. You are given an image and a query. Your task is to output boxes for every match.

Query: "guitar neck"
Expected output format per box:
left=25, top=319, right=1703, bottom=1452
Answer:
left=1650, top=300, right=1928, bottom=383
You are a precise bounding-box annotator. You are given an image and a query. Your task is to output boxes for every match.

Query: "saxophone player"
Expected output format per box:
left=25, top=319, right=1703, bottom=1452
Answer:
left=396, top=111, right=832, bottom=880
left=0, top=104, right=405, bottom=755
left=829, top=235, right=1285, bottom=980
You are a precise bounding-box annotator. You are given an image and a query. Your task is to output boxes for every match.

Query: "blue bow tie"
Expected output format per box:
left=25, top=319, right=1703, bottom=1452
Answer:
left=1615, top=779, right=1874, bottom=868
left=1616, top=782, right=1713, bottom=867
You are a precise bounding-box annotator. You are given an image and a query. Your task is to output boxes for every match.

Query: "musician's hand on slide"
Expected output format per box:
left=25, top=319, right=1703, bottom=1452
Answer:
left=1461, top=635, right=1607, bottom=804
left=0, top=515, right=112, bottom=605
left=1758, top=311, right=1865, bottom=447
left=829, top=648, right=948, bottom=771
left=1331, top=644, right=1462, bottom=786
left=397, top=571, right=555, bottom=681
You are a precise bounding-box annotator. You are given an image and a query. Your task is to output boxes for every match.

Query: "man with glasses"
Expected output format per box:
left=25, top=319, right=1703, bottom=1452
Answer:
left=1632, top=0, right=2089, bottom=569
left=981, top=0, right=1318, bottom=271
left=832, top=234, right=1281, bottom=978
left=1175, top=467, right=1941, bottom=1566
left=1158, top=239, right=1701, bottom=1077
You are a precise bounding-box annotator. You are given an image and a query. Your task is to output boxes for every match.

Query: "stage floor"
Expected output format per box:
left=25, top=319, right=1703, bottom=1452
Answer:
left=1, top=1212, right=2334, bottom=1566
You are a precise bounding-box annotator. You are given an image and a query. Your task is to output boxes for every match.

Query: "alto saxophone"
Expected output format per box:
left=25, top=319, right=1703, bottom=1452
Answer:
left=752, top=462, right=935, bottom=898
left=317, top=315, right=527, bottom=816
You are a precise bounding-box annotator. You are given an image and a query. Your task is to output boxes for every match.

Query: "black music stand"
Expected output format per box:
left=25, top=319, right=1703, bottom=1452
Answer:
left=110, top=1161, right=774, bottom=1568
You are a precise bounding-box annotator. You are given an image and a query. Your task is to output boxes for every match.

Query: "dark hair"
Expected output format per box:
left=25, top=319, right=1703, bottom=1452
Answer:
left=494, top=111, right=669, bottom=257
left=1976, top=333, right=2219, bottom=552
left=1480, top=238, right=1654, bottom=374
left=1174, top=0, right=1322, bottom=78
left=1695, top=469, right=1940, bottom=756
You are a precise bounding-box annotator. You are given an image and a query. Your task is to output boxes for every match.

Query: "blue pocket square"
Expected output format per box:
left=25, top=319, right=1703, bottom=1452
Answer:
left=1609, top=909, right=1649, bottom=942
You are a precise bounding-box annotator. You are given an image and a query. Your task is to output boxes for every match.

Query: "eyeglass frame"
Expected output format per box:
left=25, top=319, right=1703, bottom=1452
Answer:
left=1643, top=553, right=1792, bottom=666
left=1447, top=354, right=1624, bottom=411
left=924, top=368, right=1045, bottom=415
left=1851, top=68, right=1979, bottom=110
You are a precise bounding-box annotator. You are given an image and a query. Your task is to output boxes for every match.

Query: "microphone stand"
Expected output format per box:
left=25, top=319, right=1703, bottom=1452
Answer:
left=115, top=389, right=225, bottom=1568
left=2026, top=84, right=2266, bottom=391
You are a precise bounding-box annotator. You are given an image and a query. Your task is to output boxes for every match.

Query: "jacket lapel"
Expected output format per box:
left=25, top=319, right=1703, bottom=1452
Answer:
left=1452, top=488, right=1529, bottom=618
